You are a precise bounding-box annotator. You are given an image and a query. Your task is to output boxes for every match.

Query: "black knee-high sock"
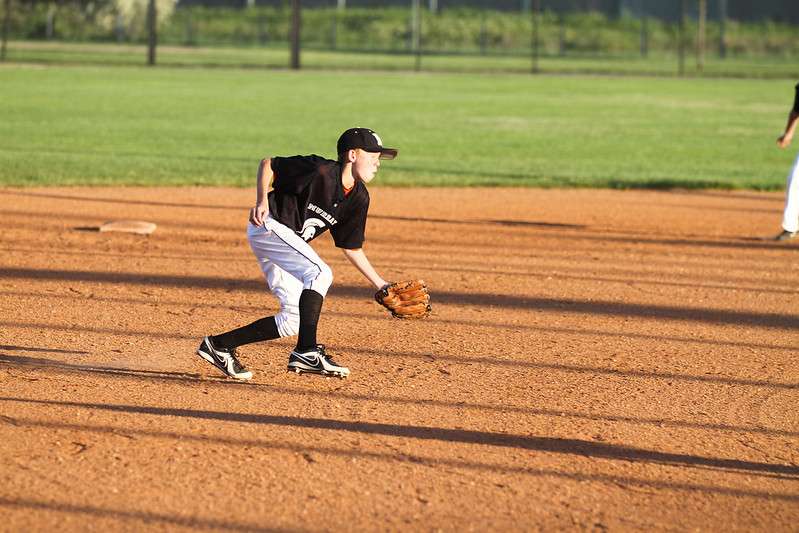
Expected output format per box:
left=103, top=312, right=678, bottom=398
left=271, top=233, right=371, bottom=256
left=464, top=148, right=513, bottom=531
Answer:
left=296, top=289, right=324, bottom=352
left=211, top=316, right=280, bottom=350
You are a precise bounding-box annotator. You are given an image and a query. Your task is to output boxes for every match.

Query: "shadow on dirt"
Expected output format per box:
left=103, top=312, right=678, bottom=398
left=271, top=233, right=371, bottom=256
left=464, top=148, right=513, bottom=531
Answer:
left=370, top=214, right=585, bottom=229
left=5, top=249, right=794, bottom=296
left=367, top=229, right=798, bottom=252
left=1, top=190, right=792, bottom=250
left=665, top=190, right=784, bottom=203
left=3, top=287, right=796, bottom=353
left=369, top=213, right=793, bottom=250
left=0, top=190, right=247, bottom=211
left=344, top=346, right=799, bottom=391
left=2, top=419, right=797, bottom=504
left=0, top=353, right=211, bottom=382
left=0, top=344, right=90, bottom=355
left=0, top=497, right=276, bottom=532
left=2, top=329, right=797, bottom=391
left=2, top=266, right=796, bottom=330
left=2, top=396, right=798, bottom=483
left=3, top=351, right=797, bottom=440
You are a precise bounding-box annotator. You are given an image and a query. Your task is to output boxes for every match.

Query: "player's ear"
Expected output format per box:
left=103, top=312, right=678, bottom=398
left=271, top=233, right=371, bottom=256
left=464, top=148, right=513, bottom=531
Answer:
left=347, top=149, right=358, bottom=163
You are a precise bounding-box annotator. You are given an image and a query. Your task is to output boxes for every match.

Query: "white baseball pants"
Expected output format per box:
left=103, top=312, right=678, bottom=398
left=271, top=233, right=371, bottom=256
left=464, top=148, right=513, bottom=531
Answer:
left=782, top=150, right=799, bottom=233
left=247, top=217, right=333, bottom=338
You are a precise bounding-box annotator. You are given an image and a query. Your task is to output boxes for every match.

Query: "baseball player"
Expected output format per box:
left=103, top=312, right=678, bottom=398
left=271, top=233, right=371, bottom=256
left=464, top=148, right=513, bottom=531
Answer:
left=197, top=128, right=398, bottom=380
left=775, top=82, right=799, bottom=241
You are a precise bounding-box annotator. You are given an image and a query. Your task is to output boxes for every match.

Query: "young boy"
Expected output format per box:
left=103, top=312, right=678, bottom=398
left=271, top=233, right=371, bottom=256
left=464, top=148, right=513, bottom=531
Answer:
left=775, top=82, right=799, bottom=241
left=197, top=128, right=398, bottom=380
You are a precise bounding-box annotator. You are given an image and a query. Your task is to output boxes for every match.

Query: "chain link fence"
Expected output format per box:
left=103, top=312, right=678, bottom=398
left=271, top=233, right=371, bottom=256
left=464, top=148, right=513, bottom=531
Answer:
left=1, top=0, right=798, bottom=77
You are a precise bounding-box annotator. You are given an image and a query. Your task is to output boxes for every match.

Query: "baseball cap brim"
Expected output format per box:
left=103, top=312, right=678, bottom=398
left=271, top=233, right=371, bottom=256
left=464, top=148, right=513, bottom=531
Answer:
left=375, top=148, right=398, bottom=160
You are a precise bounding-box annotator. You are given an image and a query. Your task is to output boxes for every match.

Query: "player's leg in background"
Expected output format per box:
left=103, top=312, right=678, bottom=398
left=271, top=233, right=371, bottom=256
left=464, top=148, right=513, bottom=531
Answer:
left=780, top=150, right=799, bottom=236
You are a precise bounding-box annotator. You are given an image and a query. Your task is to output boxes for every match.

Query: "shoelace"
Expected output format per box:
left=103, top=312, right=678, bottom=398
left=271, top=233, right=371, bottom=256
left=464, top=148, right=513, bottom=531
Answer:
left=316, top=344, right=343, bottom=367
left=226, top=347, right=247, bottom=371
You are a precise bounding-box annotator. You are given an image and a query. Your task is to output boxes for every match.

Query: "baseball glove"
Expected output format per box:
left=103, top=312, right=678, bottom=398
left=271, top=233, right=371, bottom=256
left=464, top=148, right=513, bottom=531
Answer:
left=374, top=280, right=431, bottom=319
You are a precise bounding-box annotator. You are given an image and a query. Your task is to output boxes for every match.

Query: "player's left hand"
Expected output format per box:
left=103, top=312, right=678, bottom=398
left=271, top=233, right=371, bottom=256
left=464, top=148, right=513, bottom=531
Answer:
left=778, top=133, right=793, bottom=149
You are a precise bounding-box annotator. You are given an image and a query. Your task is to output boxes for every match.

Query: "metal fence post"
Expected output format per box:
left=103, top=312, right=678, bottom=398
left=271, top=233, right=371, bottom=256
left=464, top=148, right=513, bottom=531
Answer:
left=330, top=11, right=337, bottom=50
left=115, top=11, right=125, bottom=42
left=258, top=14, right=267, bottom=46
left=677, top=0, right=686, bottom=76
left=411, top=0, right=421, bottom=71
left=0, top=0, right=10, bottom=61
left=480, top=6, right=487, bottom=55
left=697, top=0, right=706, bottom=73
left=185, top=9, right=195, bottom=46
left=147, top=0, right=157, bottom=66
left=46, top=4, right=55, bottom=40
left=530, top=0, right=539, bottom=74
left=639, top=0, right=648, bottom=58
left=719, top=0, right=727, bottom=59
left=290, top=0, right=300, bottom=69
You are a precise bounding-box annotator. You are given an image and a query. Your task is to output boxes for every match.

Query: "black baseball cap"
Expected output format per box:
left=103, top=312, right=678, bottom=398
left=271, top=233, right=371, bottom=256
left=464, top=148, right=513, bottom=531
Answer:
left=337, top=128, right=398, bottom=160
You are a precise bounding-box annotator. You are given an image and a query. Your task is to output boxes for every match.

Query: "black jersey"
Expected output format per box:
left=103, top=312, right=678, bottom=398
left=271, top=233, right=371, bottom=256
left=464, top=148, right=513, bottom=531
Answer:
left=794, top=83, right=799, bottom=114
left=268, top=154, right=370, bottom=249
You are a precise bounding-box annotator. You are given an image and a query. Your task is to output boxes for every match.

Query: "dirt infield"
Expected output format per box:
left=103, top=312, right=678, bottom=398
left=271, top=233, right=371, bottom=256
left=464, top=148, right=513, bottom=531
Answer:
left=0, top=187, right=797, bottom=532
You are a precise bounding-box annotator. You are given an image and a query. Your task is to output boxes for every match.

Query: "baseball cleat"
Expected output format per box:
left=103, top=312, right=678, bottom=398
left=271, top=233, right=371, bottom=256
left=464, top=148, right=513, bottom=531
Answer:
left=287, top=345, right=349, bottom=378
left=197, top=336, right=252, bottom=380
left=775, top=229, right=797, bottom=241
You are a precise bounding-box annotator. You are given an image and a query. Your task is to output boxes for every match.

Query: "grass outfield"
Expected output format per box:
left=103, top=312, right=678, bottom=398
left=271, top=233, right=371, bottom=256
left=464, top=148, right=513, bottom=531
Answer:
left=0, top=62, right=796, bottom=189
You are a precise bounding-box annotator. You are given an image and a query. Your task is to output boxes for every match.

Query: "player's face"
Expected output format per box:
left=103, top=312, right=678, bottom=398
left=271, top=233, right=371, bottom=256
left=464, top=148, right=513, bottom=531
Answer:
left=352, top=149, right=381, bottom=183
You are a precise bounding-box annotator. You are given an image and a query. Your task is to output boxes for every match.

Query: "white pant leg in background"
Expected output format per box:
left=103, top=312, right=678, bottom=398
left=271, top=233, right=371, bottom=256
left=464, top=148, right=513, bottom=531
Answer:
left=782, top=150, right=799, bottom=233
left=247, top=218, right=333, bottom=338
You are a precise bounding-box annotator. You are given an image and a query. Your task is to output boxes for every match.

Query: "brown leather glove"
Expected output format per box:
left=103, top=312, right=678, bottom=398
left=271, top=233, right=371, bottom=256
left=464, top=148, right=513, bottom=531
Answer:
left=374, top=280, right=431, bottom=319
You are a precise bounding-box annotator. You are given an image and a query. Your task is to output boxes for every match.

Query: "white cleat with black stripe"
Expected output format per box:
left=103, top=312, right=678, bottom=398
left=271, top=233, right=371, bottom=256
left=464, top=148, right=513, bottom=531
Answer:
left=288, top=345, right=350, bottom=378
left=197, top=336, right=253, bottom=380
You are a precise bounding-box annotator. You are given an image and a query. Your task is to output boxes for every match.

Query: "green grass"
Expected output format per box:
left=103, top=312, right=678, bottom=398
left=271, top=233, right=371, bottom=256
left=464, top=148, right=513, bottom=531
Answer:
left=0, top=61, right=796, bottom=189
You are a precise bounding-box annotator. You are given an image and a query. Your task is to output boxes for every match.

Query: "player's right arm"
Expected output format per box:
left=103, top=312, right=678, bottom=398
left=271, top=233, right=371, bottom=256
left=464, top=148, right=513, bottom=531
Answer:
left=249, top=158, right=274, bottom=226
